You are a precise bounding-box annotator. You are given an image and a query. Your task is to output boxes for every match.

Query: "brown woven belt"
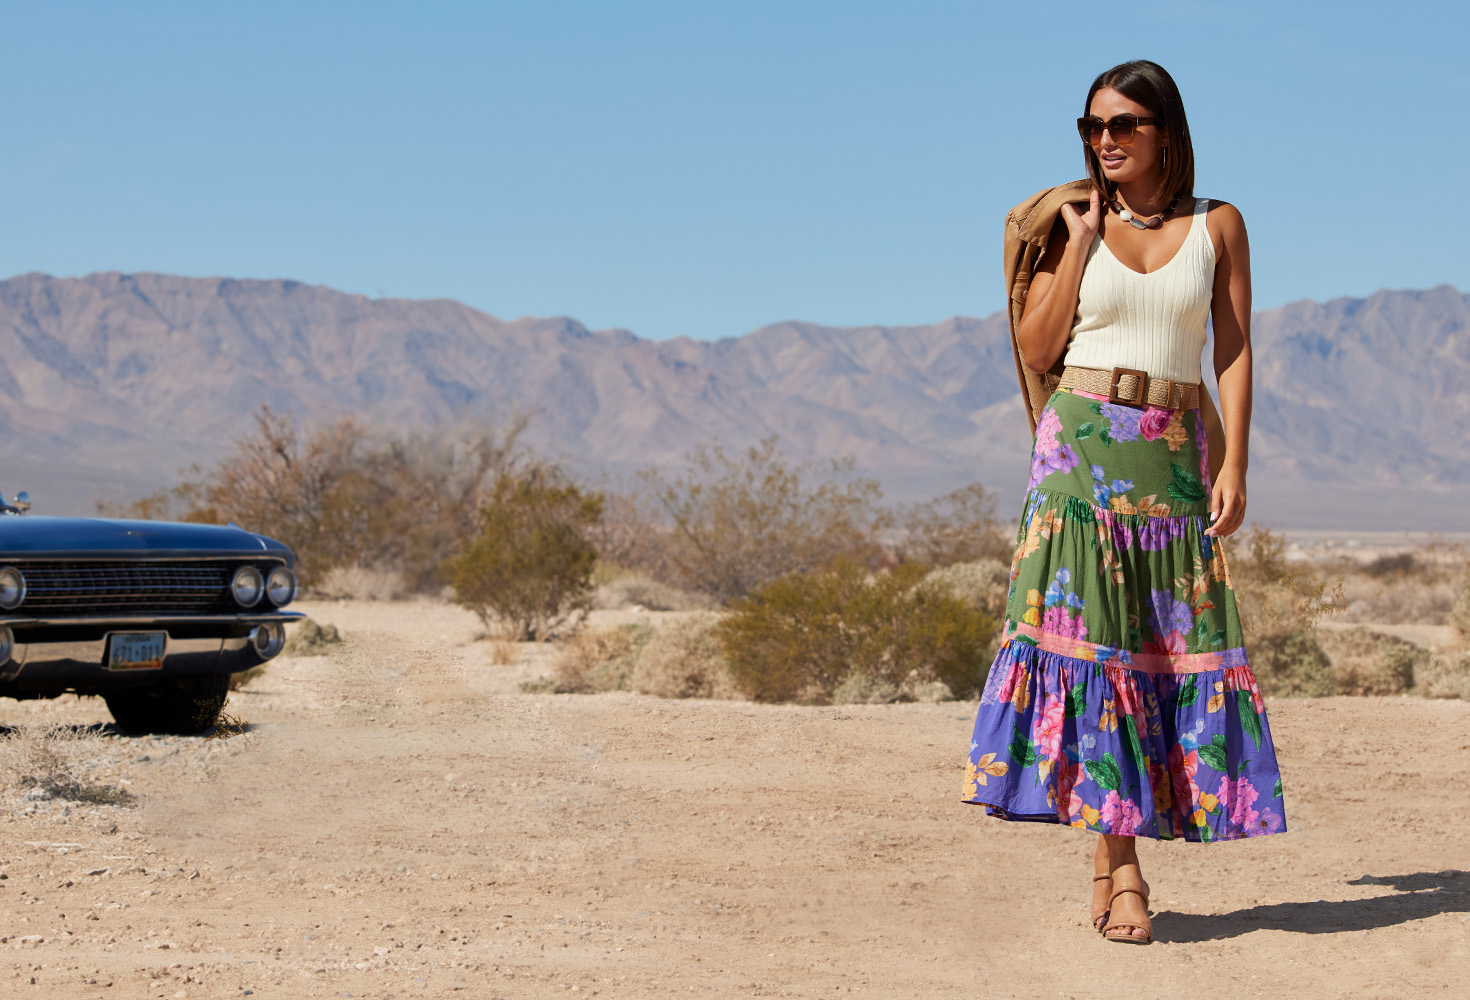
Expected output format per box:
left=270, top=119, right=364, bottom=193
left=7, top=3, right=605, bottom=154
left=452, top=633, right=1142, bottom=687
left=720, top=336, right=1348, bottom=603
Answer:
left=1058, top=365, right=1200, bottom=409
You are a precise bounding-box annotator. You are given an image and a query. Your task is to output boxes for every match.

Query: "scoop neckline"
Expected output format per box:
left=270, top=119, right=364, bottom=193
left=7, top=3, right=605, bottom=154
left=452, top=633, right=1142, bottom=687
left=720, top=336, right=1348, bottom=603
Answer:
left=1095, top=197, right=1206, bottom=277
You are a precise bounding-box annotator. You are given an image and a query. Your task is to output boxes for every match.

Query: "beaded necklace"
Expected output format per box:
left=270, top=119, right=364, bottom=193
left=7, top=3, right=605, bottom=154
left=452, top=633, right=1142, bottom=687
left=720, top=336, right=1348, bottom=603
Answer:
left=1109, top=193, right=1181, bottom=231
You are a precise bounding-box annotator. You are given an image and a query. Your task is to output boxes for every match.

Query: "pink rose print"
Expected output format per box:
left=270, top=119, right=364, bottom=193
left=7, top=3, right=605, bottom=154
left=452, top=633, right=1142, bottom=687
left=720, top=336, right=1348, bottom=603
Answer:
left=1055, top=759, right=1086, bottom=824
left=1138, top=407, right=1174, bottom=441
left=1031, top=699, right=1066, bottom=762
left=1100, top=791, right=1144, bottom=836
left=1216, top=775, right=1261, bottom=831
left=1034, top=406, right=1062, bottom=452
left=1042, top=605, right=1088, bottom=640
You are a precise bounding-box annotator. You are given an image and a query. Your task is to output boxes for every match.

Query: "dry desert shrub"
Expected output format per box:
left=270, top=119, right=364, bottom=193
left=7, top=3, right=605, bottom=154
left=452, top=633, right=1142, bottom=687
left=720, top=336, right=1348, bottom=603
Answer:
left=1251, top=631, right=1336, bottom=698
left=0, top=725, right=134, bottom=806
left=715, top=559, right=996, bottom=703
left=893, top=483, right=1011, bottom=567
left=1417, top=649, right=1470, bottom=700
left=1232, top=526, right=1345, bottom=698
left=450, top=468, right=603, bottom=640
left=628, top=612, right=737, bottom=699
left=284, top=618, right=343, bottom=655
left=1451, top=581, right=1470, bottom=635
left=315, top=564, right=405, bottom=601
left=922, top=558, right=1011, bottom=620
left=98, top=407, right=528, bottom=590
left=637, top=438, right=888, bottom=604
left=488, top=640, right=517, bottom=665
left=832, top=672, right=901, bottom=704
left=1336, top=563, right=1464, bottom=625
left=547, top=625, right=652, bottom=694
left=593, top=571, right=709, bottom=612
left=1315, top=627, right=1423, bottom=696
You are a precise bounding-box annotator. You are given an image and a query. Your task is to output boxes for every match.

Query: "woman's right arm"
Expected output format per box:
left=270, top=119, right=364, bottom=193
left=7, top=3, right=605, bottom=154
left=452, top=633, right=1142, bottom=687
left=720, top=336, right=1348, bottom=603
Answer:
left=1016, top=188, right=1100, bottom=372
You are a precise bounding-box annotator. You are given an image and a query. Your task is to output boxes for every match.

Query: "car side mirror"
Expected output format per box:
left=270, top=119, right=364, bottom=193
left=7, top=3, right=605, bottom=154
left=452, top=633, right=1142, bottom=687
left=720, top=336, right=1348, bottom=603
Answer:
left=12, top=492, right=29, bottom=514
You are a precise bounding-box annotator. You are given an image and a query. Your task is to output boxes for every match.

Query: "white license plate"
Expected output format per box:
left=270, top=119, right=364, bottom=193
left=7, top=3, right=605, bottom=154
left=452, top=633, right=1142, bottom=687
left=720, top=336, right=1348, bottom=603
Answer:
left=107, top=632, right=167, bottom=671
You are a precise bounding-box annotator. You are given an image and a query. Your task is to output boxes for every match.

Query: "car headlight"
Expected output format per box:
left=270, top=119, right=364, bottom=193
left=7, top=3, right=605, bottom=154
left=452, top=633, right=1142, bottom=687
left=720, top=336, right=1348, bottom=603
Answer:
left=231, top=566, right=264, bottom=607
left=0, top=567, right=26, bottom=610
left=266, top=566, right=297, bottom=607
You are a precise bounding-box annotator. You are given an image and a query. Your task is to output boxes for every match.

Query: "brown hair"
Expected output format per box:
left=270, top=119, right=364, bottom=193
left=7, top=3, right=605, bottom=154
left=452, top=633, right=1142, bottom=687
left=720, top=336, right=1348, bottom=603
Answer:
left=1083, top=60, right=1194, bottom=205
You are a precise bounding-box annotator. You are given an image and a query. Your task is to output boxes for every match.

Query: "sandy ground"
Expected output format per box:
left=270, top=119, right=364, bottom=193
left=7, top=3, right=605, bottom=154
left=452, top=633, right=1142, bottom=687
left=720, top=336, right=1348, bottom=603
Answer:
left=0, top=598, right=1466, bottom=999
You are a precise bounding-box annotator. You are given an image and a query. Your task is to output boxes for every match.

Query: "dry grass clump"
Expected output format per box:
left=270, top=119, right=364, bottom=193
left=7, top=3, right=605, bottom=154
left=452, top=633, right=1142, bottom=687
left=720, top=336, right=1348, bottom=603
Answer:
left=628, top=613, right=737, bottom=699
left=206, top=698, right=250, bottom=740
left=0, top=725, right=135, bottom=806
left=1419, top=583, right=1470, bottom=698
left=538, top=625, right=653, bottom=694
left=1316, top=627, right=1423, bottom=696
left=1451, top=581, right=1470, bottom=635
left=315, top=564, right=405, bottom=602
left=284, top=618, right=343, bottom=655
left=832, top=672, right=901, bottom=705
left=1417, top=649, right=1470, bottom=700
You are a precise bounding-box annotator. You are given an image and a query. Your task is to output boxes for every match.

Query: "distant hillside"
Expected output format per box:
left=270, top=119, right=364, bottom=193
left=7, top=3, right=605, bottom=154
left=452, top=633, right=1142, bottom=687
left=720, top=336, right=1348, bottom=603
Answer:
left=0, top=272, right=1465, bottom=528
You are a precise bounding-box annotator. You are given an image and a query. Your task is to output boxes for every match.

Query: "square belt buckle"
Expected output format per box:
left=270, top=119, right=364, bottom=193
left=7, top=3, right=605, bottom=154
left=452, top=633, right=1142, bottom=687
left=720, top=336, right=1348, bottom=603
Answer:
left=1108, top=367, right=1149, bottom=405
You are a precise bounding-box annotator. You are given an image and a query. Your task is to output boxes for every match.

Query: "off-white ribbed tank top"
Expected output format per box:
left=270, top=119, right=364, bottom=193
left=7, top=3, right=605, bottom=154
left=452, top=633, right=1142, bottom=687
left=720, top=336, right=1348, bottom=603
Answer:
left=1062, top=197, right=1214, bottom=384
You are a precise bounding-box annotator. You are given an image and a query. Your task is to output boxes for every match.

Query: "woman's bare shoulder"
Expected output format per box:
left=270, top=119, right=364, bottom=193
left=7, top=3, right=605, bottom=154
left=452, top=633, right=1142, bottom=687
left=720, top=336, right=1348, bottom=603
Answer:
left=1203, top=199, right=1248, bottom=257
left=1203, top=199, right=1247, bottom=233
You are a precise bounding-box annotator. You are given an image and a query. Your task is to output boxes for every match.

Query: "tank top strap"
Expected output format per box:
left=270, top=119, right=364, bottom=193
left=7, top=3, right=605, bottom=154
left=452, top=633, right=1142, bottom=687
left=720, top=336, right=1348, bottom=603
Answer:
left=1191, top=197, right=1210, bottom=231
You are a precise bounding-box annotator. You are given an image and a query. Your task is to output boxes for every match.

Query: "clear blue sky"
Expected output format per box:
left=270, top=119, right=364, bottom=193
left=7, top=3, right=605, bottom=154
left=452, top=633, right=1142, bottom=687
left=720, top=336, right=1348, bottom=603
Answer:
left=0, top=1, right=1464, bottom=340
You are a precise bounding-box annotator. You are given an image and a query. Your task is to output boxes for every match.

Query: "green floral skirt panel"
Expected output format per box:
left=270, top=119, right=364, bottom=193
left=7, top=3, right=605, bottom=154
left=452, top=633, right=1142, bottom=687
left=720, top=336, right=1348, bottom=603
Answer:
left=963, top=389, right=1286, bottom=842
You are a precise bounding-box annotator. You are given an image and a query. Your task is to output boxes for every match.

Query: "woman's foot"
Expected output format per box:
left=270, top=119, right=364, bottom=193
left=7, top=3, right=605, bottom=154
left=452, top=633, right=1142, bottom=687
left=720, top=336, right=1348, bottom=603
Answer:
left=1102, top=863, right=1153, bottom=944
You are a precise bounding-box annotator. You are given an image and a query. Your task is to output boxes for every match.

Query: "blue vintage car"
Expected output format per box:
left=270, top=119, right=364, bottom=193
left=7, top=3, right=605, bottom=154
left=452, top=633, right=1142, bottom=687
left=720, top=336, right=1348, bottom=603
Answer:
left=0, top=492, right=302, bottom=734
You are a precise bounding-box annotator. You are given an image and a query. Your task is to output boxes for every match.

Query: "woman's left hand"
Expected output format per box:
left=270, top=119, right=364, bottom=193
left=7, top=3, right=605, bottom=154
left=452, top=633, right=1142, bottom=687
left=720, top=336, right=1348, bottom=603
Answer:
left=1205, top=467, right=1246, bottom=537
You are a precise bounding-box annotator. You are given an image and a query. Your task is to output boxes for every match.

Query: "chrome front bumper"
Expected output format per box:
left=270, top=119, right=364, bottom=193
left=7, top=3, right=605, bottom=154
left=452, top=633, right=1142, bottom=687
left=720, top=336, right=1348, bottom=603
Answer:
left=0, top=611, right=303, bottom=691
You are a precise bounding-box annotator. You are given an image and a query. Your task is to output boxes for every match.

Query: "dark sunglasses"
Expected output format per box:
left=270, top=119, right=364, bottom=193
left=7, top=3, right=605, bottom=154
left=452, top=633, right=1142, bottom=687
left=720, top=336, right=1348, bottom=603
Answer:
left=1076, top=114, right=1160, bottom=147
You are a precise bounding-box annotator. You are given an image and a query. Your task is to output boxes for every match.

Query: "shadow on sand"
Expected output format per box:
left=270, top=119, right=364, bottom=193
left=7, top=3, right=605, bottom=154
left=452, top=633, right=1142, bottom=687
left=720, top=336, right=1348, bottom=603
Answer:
left=1151, top=870, right=1469, bottom=943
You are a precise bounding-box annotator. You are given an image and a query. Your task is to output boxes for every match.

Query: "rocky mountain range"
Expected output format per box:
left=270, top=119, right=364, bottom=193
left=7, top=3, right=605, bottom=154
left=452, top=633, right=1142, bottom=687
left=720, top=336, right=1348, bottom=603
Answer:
left=1, top=271, right=1466, bottom=529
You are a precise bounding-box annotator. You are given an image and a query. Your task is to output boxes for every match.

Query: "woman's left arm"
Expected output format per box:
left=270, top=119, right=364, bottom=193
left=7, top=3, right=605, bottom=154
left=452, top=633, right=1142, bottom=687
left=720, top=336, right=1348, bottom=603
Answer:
left=1206, top=202, right=1252, bottom=538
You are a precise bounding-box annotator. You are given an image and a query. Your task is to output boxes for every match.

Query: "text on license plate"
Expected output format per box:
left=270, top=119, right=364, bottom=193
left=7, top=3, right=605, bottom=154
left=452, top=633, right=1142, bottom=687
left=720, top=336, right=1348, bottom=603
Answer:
left=107, top=632, right=166, bottom=671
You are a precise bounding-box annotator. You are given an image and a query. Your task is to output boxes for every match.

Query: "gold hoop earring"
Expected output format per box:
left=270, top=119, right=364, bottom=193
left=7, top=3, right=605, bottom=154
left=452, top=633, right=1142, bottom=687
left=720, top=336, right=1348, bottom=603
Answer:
left=1162, top=147, right=1169, bottom=168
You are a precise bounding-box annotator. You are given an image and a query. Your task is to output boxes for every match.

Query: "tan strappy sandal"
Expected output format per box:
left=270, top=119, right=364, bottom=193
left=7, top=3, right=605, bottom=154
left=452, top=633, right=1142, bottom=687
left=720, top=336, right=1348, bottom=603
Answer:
left=1101, top=867, right=1153, bottom=945
left=1090, top=872, right=1113, bottom=932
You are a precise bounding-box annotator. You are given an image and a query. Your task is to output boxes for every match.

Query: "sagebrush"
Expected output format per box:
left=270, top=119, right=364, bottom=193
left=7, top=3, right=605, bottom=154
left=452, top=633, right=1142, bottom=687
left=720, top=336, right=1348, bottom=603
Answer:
left=716, top=559, right=996, bottom=703
left=451, top=468, right=603, bottom=641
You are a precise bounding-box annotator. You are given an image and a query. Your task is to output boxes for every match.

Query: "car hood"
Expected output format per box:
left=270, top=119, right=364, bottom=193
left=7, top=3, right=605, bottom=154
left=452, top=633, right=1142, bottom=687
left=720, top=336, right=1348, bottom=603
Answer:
left=0, top=516, right=293, bottom=562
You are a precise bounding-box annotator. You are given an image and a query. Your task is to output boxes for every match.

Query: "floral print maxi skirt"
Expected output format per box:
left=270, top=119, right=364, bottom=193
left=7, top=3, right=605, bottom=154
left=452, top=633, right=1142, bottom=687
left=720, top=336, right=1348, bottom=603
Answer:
left=963, top=388, right=1286, bottom=841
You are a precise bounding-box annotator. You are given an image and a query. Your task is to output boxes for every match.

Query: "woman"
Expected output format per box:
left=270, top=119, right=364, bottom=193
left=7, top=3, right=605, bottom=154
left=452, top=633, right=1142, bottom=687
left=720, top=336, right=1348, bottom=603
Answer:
left=962, top=60, right=1285, bottom=945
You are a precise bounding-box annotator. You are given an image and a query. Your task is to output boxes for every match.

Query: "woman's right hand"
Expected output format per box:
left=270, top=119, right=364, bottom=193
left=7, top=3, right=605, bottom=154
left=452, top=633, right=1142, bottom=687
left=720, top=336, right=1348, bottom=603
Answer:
left=1058, top=189, right=1101, bottom=245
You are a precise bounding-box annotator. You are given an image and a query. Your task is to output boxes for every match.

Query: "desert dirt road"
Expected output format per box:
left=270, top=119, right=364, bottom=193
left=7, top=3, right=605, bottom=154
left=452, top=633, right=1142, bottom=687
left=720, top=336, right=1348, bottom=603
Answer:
left=2, top=598, right=1467, bottom=999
